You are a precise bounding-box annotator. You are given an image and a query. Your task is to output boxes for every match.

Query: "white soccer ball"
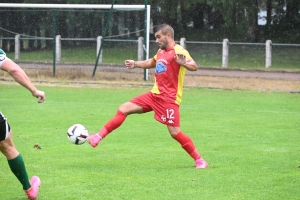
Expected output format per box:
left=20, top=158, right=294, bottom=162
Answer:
left=67, top=124, right=89, bottom=145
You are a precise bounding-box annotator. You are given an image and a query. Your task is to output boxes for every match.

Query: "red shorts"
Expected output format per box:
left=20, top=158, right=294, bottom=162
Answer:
left=130, top=92, right=180, bottom=126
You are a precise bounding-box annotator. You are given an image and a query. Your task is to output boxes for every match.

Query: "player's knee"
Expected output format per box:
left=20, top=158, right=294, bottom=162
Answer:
left=118, top=104, right=128, bottom=114
left=118, top=103, right=127, bottom=112
left=167, top=126, right=181, bottom=137
left=0, top=130, right=18, bottom=159
left=168, top=130, right=180, bottom=137
left=169, top=132, right=176, bottom=137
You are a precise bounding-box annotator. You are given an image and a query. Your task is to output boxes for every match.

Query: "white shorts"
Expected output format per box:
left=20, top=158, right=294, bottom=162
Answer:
left=0, top=49, right=9, bottom=68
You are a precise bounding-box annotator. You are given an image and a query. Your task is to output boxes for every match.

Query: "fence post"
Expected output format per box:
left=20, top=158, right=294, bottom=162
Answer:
left=266, top=40, right=272, bottom=68
left=96, top=36, right=103, bottom=64
left=222, top=39, right=229, bottom=67
left=138, top=37, right=144, bottom=61
left=15, top=34, right=20, bottom=60
left=56, top=35, right=61, bottom=63
left=180, top=38, right=186, bottom=49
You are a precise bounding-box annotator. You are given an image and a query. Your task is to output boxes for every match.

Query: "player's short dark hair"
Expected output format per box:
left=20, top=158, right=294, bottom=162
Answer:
left=155, top=24, right=174, bottom=39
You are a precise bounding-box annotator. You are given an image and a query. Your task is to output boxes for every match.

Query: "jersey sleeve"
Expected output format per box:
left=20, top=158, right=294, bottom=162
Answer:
left=183, top=49, right=192, bottom=61
left=174, top=45, right=193, bottom=62
left=0, top=49, right=7, bottom=68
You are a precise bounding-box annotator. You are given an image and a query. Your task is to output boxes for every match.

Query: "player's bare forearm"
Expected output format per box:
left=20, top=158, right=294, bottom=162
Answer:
left=1, top=60, right=36, bottom=93
left=1, top=59, right=46, bottom=103
left=125, top=59, right=155, bottom=69
left=184, top=60, right=198, bottom=71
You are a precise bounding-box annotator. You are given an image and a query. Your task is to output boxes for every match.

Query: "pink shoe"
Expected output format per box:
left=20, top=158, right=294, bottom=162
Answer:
left=87, top=134, right=102, bottom=148
left=24, top=176, right=41, bottom=200
left=195, top=158, right=209, bottom=169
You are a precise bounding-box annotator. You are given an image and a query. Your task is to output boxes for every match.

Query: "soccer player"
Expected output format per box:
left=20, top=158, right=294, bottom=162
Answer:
left=88, top=24, right=208, bottom=169
left=0, top=49, right=45, bottom=199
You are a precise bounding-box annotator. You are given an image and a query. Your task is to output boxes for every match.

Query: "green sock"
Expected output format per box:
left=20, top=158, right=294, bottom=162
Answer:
left=8, top=153, right=31, bottom=190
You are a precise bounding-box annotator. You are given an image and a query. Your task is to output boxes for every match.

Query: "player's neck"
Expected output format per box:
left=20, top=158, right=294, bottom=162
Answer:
left=165, top=42, right=176, bottom=50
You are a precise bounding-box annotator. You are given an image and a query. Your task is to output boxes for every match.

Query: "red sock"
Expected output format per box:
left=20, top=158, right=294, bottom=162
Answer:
left=98, top=110, right=127, bottom=138
left=173, top=131, right=201, bottom=161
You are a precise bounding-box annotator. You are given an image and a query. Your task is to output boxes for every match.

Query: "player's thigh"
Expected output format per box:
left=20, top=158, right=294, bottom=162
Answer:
left=0, top=129, right=13, bottom=149
left=125, top=92, right=154, bottom=114
left=119, top=102, right=144, bottom=115
left=0, top=130, right=18, bottom=159
left=0, top=113, right=18, bottom=158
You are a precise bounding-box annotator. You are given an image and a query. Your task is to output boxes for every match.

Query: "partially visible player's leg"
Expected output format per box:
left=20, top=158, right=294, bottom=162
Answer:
left=0, top=130, right=29, bottom=181
left=171, top=130, right=208, bottom=168
left=1, top=135, right=42, bottom=197
left=88, top=101, right=144, bottom=148
left=160, top=102, right=208, bottom=169
left=169, top=128, right=200, bottom=159
left=0, top=117, right=41, bottom=199
left=87, top=109, right=127, bottom=148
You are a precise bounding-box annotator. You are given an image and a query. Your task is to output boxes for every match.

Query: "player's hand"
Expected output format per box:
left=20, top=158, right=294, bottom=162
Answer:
left=125, top=60, right=135, bottom=69
left=174, top=53, right=186, bottom=66
left=32, top=90, right=46, bottom=103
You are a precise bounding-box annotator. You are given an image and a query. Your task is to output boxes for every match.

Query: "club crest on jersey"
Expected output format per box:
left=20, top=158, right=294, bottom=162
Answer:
left=155, top=62, right=167, bottom=74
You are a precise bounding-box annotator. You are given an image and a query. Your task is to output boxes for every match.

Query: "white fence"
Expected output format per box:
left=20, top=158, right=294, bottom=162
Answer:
left=220, top=39, right=273, bottom=68
left=6, top=35, right=300, bottom=68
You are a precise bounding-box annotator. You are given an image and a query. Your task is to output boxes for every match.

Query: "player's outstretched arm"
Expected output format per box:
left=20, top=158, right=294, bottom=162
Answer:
left=125, top=59, right=156, bottom=69
left=1, top=59, right=46, bottom=103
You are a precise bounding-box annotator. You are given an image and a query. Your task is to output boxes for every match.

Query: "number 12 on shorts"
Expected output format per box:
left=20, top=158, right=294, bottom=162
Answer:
left=166, top=109, right=175, bottom=119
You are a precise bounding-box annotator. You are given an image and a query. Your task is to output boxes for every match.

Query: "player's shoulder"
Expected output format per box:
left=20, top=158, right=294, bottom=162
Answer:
left=153, top=48, right=164, bottom=60
left=174, top=44, right=188, bottom=53
left=174, top=44, right=192, bottom=59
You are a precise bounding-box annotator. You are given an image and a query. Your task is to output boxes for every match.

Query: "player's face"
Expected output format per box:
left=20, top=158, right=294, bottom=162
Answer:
left=155, top=30, right=168, bottom=50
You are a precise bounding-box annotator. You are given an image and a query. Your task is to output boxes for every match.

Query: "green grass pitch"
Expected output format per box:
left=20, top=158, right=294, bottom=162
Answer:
left=0, top=84, right=299, bottom=200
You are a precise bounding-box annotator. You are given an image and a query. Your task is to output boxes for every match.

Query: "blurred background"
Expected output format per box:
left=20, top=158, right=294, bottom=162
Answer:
left=0, top=0, right=299, bottom=72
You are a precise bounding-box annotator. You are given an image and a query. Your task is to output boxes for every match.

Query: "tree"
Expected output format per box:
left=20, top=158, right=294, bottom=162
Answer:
left=286, top=0, right=300, bottom=29
left=266, top=0, right=272, bottom=27
left=246, top=0, right=259, bottom=41
left=1, top=0, right=299, bottom=50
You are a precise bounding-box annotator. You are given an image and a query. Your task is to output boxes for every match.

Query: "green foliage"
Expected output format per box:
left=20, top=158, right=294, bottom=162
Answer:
left=1, top=0, right=300, bottom=46
left=0, top=85, right=299, bottom=199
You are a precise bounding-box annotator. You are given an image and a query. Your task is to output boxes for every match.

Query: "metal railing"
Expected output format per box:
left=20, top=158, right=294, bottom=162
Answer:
left=1, top=35, right=299, bottom=79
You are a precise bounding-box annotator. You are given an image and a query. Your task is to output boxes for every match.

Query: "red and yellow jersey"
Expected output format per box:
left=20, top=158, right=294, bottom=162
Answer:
left=151, top=44, right=192, bottom=105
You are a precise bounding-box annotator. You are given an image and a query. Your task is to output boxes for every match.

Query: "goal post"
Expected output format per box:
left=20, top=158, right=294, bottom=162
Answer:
left=0, top=3, right=151, bottom=79
left=0, top=3, right=146, bottom=10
